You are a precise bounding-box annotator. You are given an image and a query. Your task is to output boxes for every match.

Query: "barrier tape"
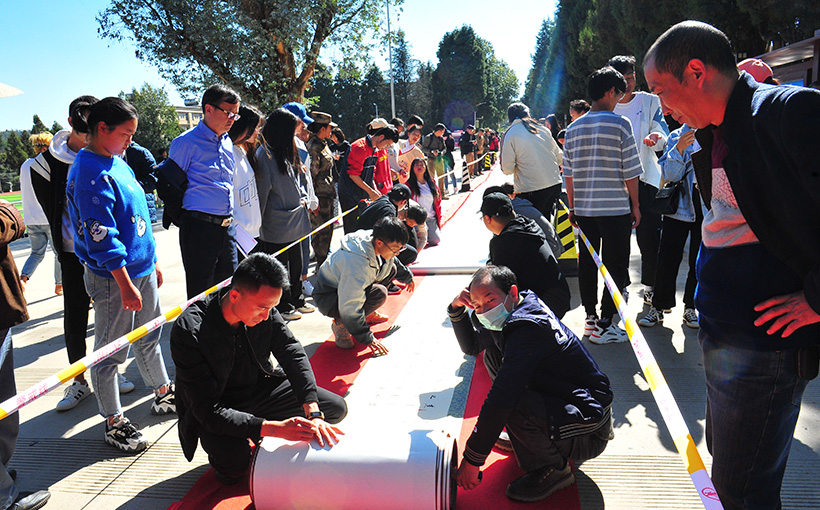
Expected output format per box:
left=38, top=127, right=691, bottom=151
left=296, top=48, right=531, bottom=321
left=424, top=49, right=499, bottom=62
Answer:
left=565, top=204, right=723, bottom=509
left=0, top=205, right=359, bottom=422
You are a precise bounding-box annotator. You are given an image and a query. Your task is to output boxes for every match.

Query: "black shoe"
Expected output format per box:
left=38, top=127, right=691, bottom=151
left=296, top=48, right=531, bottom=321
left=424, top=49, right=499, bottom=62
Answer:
left=8, top=468, right=16, bottom=481
left=9, top=490, right=51, bottom=510
left=506, top=463, right=575, bottom=502
left=387, top=283, right=401, bottom=295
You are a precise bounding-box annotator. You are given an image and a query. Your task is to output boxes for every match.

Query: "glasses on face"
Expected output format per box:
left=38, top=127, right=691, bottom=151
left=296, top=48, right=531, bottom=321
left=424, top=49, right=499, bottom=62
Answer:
left=383, top=242, right=404, bottom=255
left=210, top=104, right=241, bottom=120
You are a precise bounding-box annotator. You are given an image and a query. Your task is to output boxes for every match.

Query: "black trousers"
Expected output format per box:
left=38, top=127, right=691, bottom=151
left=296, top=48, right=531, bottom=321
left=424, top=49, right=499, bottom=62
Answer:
left=576, top=214, right=632, bottom=320
left=179, top=213, right=237, bottom=299
left=517, top=183, right=561, bottom=221
left=60, top=251, right=91, bottom=364
left=339, top=196, right=363, bottom=234
left=198, top=376, right=347, bottom=478
left=635, top=181, right=662, bottom=287
left=255, top=240, right=305, bottom=313
left=652, top=188, right=703, bottom=310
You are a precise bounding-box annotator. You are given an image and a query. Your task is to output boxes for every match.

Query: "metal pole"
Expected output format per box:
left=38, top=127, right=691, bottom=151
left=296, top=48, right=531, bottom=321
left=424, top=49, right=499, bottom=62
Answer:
left=374, top=103, right=379, bottom=118
left=387, top=0, right=396, bottom=119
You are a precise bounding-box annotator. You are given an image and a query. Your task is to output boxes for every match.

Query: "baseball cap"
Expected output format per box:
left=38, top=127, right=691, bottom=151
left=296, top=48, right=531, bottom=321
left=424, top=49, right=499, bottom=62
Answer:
left=480, top=192, right=514, bottom=217
left=388, top=183, right=411, bottom=202
left=738, top=58, right=773, bottom=83
left=282, top=102, right=314, bottom=124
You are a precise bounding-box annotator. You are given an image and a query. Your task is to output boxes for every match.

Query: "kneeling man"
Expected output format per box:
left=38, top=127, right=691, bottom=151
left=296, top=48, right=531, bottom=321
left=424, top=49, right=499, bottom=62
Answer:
left=171, top=253, right=347, bottom=484
left=448, top=265, right=613, bottom=502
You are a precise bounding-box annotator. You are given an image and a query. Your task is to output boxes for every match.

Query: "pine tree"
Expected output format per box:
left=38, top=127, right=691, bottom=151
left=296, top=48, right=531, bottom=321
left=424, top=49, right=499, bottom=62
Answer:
left=50, top=121, right=63, bottom=133
left=432, top=25, right=487, bottom=127
left=31, top=115, right=50, bottom=135
left=391, top=30, right=418, bottom=120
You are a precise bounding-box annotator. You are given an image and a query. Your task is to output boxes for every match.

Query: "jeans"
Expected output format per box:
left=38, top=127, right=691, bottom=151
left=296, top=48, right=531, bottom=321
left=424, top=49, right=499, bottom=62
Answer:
left=84, top=270, right=170, bottom=418
left=700, top=330, right=807, bottom=510
left=575, top=214, right=632, bottom=320
left=518, top=183, right=561, bottom=222
left=60, top=251, right=91, bottom=364
left=255, top=240, right=304, bottom=313
left=20, top=224, right=61, bottom=284
left=0, top=329, right=19, bottom=509
left=179, top=212, right=237, bottom=298
left=652, top=193, right=702, bottom=310
left=198, top=376, right=347, bottom=478
left=635, top=181, right=662, bottom=287
left=506, top=389, right=612, bottom=472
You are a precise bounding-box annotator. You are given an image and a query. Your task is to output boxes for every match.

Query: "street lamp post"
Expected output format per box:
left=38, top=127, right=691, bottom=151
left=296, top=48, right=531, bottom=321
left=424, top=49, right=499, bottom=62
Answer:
left=374, top=103, right=379, bottom=119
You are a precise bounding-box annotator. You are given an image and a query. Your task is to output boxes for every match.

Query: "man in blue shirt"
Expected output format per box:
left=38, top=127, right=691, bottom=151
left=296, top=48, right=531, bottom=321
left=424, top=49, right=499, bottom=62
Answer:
left=169, top=84, right=241, bottom=297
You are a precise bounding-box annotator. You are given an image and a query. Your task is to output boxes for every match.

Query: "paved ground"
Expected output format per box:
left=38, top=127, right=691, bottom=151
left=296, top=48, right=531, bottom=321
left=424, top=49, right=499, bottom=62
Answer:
left=6, top=161, right=820, bottom=509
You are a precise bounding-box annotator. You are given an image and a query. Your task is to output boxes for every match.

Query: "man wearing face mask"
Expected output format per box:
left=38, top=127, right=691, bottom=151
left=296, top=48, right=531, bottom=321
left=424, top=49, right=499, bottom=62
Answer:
left=447, top=265, right=613, bottom=502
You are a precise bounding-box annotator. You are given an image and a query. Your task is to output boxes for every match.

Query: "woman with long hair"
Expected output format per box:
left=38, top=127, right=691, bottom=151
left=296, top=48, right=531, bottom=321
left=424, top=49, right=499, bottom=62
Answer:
left=406, top=157, right=441, bottom=248
left=66, top=97, right=174, bottom=453
left=228, top=105, right=265, bottom=246
left=255, top=108, right=313, bottom=320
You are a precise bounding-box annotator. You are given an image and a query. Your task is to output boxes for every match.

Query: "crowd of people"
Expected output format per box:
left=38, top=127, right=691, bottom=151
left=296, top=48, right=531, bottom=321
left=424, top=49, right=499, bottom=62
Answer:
left=3, top=18, right=820, bottom=510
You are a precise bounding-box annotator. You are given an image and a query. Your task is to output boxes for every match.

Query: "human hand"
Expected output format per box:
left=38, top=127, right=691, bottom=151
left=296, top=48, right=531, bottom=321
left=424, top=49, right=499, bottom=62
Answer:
left=568, top=210, right=577, bottom=228
left=754, top=291, right=820, bottom=337
left=405, top=279, right=415, bottom=293
left=367, top=188, right=382, bottom=201
left=455, top=460, right=482, bottom=490
left=155, top=262, right=163, bottom=288
left=369, top=339, right=389, bottom=357
left=676, top=130, right=696, bottom=154
left=121, top=283, right=143, bottom=311
left=311, top=419, right=344, bottom=448
left=644, top=133, right=662, bottom=147
left=263, top=417, right=322, bottom=443
left=631, top=203, right=641, bottom=229
left=451, top=288, right=473, bottom=309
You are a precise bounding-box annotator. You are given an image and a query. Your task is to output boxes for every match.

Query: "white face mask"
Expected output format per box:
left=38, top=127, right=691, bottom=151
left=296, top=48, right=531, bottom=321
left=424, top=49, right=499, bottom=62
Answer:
left=476, top=294, right=512, bottom=331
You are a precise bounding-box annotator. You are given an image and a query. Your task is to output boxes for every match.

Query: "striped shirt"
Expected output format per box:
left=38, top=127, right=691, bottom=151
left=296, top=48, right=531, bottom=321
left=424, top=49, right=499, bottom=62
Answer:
left=563, top=111, right=643, bottom=216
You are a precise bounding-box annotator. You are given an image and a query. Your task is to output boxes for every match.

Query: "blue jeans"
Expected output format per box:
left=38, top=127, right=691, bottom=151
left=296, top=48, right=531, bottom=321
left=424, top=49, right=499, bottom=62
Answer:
left=0, top=329, right=19, bottom=508
left=700, top=329, right=807, bottom=510
left=84, top=270, right=170, bottom=418
left=20, top=224, right=61, bottom=284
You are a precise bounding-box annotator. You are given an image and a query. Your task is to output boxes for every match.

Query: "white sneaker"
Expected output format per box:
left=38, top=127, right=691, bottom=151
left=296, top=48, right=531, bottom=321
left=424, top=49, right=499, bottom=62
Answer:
left=590, top=322, right=629, bottom=345
left=302, top=280, right=314, bottom=297
left=56, top=381, right=91, bottom=411
left=637, top=307, right=663, bottom=328
left=281, top=309, right=302, bottom=321
left=583, top=315, right=598, bottom=337
left=104, top=416, right=147, bottom=453
left=683, top=308, right=699, bottom=329
left=297, top=302, right=316, bottom=314
left=118, top=373, right=135, bottom=394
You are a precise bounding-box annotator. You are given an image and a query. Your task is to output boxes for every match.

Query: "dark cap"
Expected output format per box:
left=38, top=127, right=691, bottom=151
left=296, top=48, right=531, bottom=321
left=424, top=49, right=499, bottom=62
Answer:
left=311, top=111, right=337, bottom=127
left=282, top=102, right=314, bottom=124
left=466, top=124, right=475, bottom=130
left=388, top=183, right=411, bottom=202
left=480, top=192, right=514, bottom=217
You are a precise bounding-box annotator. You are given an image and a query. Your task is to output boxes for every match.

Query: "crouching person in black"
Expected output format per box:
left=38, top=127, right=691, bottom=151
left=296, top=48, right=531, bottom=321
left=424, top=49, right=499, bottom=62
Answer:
left=171, top=253, right=347, bottom=484
left=448, top=265, right=613, bottom=502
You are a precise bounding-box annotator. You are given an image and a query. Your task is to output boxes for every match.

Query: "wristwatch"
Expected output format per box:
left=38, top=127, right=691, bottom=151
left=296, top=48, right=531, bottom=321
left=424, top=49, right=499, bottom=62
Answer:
left=308, top=411, right=325, bottom=421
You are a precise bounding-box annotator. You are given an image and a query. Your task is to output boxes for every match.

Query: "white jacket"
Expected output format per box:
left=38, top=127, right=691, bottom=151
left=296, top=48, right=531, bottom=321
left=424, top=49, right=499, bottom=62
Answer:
left=613, top=91, right=669, bottom=188
left=500, top=119, right=563, bottom=194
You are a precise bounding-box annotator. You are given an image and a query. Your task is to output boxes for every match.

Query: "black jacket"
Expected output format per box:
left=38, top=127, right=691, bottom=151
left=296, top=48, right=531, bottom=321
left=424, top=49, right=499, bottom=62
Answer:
left=448, top=291, right=612, bottom=466
left=692, top=72, right=820, bottom=314
left=170, top=289, right=319, bottom=461
left=356, top=195, right=398, bottom=231
left=489, top=215, right=571, bottom=318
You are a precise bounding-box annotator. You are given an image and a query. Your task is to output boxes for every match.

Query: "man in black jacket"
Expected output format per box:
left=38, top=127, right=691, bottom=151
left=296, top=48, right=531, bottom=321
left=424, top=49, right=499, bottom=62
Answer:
left=480, top=192, right=570, bottom=319
left=171, top=253, right=347, bottom=484
left=448, top=266, right=612, bottom=502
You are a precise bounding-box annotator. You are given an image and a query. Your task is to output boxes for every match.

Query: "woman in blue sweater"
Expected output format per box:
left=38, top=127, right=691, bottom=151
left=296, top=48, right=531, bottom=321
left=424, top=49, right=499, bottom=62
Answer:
left=66, top=97, right=174, bottom=454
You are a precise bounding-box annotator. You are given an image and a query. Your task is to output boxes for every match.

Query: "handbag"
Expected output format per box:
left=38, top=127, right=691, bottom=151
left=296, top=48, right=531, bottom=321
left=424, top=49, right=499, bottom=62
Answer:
left=650, top=169, right=691, bottom=215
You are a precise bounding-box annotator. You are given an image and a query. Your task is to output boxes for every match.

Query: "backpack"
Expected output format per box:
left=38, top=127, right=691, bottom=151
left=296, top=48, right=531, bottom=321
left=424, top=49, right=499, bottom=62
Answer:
left=154, top=158, right=188, bottom=229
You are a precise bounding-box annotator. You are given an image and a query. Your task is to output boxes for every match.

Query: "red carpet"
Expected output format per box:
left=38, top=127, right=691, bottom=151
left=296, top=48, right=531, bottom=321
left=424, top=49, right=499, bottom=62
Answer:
left=168, top=164, right=579, bottom=509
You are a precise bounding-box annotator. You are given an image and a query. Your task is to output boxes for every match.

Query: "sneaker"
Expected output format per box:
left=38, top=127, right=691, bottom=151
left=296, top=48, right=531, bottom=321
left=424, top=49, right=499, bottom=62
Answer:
left=332, top=320, right=354, bottom=349
left=583, top=314, right=598, bottom=337
left=281, top=309, right=302, bottom=321
left=104, top=416, right=147, bottom=453
left=297, top=302, right=316, bottom=314
left=366, top=311, right=389, bottom=325
left=56, top=381, right=91, bottom=411
left=643, top=289, right=654, bottom=306
left=302, top=280, right=314, bottom=297
left=118, top=373, right=135, bottom=394
left=387, top=283, right=401, bottom=295
left=495, top=430, right=513, bottom=452
left=590, top=322, right=628, bottom=345
left=8, top=489, right=51, bottom=510
left=506, top=463, right=575, bottom=502
left=637, top=307, right=663, bottom=328
left=683, top=308, right=700, bottom=329
left=151, top=387, right=176, bottom=415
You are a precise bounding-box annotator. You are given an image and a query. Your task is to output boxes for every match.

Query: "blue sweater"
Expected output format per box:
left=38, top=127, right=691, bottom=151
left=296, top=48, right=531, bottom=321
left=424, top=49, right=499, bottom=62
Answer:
left=67, top=149, right=157, bottom=279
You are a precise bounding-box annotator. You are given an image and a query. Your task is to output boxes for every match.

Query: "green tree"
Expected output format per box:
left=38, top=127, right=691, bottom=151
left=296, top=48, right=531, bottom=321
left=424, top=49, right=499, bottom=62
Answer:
left=99, top=0, right=403, bottom=111
left=31, top=115, right=50, bottom=135
left=332, top=62, right=364, bottom=138
left=522, top=19, right=555, bottom=117
left=3, top=131, right=30, bottom=180
left=50, top=121, right=64, bottom=133
left=307, top=62, right=336, bottom=113
left=120, top=83, right=183, bottom=159
left=360, top=64, right=389, bottom=125
left=391, top=30, right=418, bottom=120
left=432, top=25, right=487, bottom=127
left=482, top=51, right=520, bottom=129
left=409, top=62, right=434, bottom=130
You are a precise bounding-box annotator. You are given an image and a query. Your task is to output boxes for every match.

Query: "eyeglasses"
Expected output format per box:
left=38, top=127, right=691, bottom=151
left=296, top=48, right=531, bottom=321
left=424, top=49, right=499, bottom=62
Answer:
left=210, top=104, right=241, bottom=120
left=382, top=242, right=404, bottom=255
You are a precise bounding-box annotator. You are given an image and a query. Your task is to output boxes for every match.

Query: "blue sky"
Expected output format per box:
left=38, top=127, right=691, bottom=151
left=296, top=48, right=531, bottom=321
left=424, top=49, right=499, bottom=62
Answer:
left=0, top=0, right=556, bottom=131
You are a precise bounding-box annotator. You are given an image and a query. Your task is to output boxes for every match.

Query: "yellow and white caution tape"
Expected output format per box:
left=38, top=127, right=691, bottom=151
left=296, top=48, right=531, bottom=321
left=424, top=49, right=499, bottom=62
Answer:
left=567, top=206, right=723, bottom=509
left=0, top=205, right=359, bottom=422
